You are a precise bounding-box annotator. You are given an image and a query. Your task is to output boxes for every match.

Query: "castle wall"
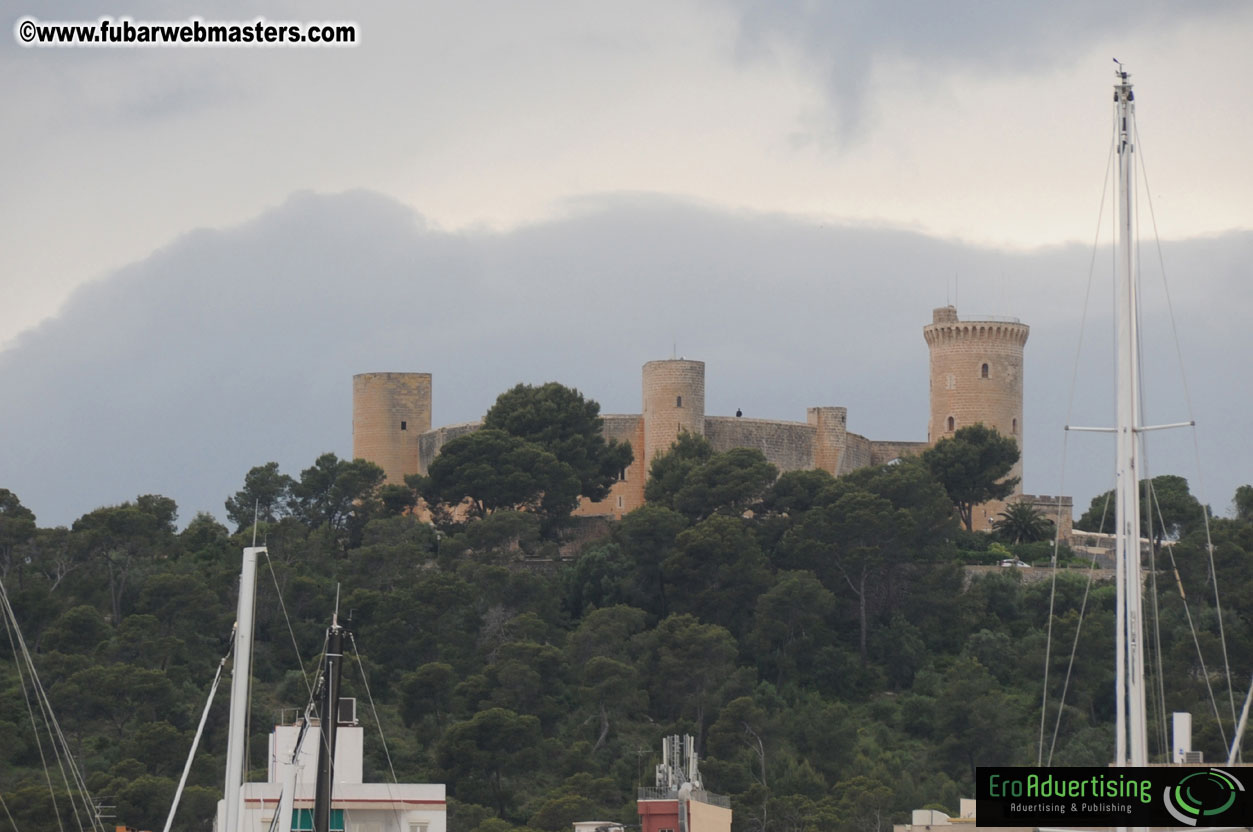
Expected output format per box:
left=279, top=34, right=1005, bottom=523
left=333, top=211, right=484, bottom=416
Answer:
left=841, top=434, right=875, bottom=473
left=869, top=440, right=930, bottom=466
left=704, top=416, right=815, bottom=472
left=417, top=422, right=482, bottom=475
left=1018, top=493, right=1074, bottom=541
left=352, top=373, right=432, bottom=484
left=572, top=414, right=645, bottom=519
left=642, top=360, right=705, bottom=469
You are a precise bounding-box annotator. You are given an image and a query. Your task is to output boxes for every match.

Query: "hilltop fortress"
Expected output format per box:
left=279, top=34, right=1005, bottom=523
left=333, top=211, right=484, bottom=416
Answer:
left=352, top=306, right=1072, bottom=533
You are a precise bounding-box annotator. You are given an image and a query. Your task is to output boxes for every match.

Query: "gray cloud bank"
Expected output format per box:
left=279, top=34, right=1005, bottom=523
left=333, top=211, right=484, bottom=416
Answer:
left=724, top=0, right=1243, bottom=141
left=2, top=190, right=1249, bottom=527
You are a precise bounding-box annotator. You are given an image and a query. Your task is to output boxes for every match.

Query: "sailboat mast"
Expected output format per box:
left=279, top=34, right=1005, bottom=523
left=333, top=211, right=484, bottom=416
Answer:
left=224, top=546, right=264, bottom=832
left=1113, top=66, right=1148, bottom=767
left=313, top=616, right=345, bottom=832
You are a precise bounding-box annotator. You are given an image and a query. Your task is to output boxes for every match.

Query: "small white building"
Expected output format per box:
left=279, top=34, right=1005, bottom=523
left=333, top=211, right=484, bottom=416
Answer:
left=215, top=707, right=446, bottom=832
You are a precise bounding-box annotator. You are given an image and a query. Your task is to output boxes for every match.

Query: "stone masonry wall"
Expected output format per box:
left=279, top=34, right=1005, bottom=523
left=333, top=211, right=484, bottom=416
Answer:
left=704, top=416, right=816, bottom=472
left=573, top=414, right=645, bottom=519
left=1018, top=493, right=1074, bottom=540
left=417, top=422, right=482, bottom=475
left=868, top=440, right=930, bottom=466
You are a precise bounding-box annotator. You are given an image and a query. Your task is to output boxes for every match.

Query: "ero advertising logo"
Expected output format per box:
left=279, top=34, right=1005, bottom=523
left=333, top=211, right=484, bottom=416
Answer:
left=975, top=766, right=1252, bottom=827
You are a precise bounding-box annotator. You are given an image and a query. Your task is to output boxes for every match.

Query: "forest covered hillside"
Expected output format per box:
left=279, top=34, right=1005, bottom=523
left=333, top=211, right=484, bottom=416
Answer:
left=2, top=385, right=1250, bottom=832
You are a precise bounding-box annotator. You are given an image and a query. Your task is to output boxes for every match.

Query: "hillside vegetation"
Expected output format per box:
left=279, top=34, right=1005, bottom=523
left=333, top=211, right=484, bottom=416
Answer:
left=1, top=387, right=1249, bottom=832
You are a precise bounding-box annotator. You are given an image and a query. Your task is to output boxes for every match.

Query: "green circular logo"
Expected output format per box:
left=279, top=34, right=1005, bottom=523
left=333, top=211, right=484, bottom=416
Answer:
left=1163, top=768, right=1244, bottom=826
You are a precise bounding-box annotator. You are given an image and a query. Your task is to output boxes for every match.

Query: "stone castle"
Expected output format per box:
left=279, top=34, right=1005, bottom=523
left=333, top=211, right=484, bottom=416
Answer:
left=352, top=306, right=1072, bottom=533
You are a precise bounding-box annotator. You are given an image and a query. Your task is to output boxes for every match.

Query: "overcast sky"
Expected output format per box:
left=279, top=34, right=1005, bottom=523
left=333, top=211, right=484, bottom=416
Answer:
left=3, top=1, right=1251, bottom=527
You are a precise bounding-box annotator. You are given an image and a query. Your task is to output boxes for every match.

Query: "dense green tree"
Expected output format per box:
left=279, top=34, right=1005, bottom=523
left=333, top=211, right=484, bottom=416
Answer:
left=635, top=614, right=740, bottom=742
left=992, top=502, right=1054, bottom=544
left=663, top=514, right=772, bottom=637
left=1075, top=474, right=1206, bottom=544
left=780, top=460, right=952, bottom=662
left=646, top=437, right=779, bottom=521
left=179, top=512, right=233, bottom=561
left=528, top=794, right=602, bottom=831
left=0, top=488, right=36, bottom=579
left=379, top=482, right=420, bottom=517
left=41, top=604, right=110, bottom=654
left=225, top=461, right=295, bottom=531
left=643, top=431, right=713, bottom=506
left=578, top=656, right=646, bottom=752
left=560, top=543, right=634, bottom=615
left=484, top=382, right=633, bottom=503
left=1235, top=484, right=1253, bottom=523
left=749, top=571, right=836, bottom=687
left=922, top=424, right=1020, bottom=531
left=52, top=662, right=178, bottom=739
left=934, top=656, right=1031, bottom=783
left=400, top=661, right=456, bottom=727
left=484, top=641, right=568, bottom=729
left=438, top=707, right=542, bottom=816
left=760, top=469, right=838, bottom=517
left=289, top=453, right=386, bottom=540
left=70, top=495, right=179, bottom=623
left=420, top=430, right=580, bottom=526
left=669, top=448, right=779, bottom=521
left=566, top=605, right=648, bottom=666
left=611, top=504, right=688, bottom=616
left=708, top=694, right=776, bottom=789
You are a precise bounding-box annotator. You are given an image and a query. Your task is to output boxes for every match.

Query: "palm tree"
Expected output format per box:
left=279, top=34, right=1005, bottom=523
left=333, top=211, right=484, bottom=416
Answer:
left=992, top=502, right=1054, bottom=544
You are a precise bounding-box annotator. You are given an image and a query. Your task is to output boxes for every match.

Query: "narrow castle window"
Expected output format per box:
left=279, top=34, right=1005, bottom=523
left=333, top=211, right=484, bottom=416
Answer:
left=947, top=416, right=955, bottom=432
left=981, top=363, right=989, bottom=378
left=400, top=420, right=407, bottom=431
left=1012, top=418, right=1018, bottom=434
left=676, top=395, right=682, bottom=408
left=617, top=496, right=624, bottom=509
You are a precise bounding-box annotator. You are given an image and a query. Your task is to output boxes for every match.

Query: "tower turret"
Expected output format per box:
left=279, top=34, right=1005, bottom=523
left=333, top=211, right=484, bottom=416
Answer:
left=923, top=306, right=1029, bottom=524
left=641, top=359, right=705, bottom=469
left=352, top=372, right=432, bottom=484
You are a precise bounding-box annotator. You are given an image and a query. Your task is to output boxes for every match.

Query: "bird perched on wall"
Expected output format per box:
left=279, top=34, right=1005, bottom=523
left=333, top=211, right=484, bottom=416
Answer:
left=736, top=409, right=742, bottom=418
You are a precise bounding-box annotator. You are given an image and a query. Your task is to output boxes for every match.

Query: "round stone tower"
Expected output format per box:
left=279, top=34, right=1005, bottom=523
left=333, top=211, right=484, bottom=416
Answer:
left=923, top=305, right=1029, bottom=491
left=352, top=372, right=432, bottom=484
left=642, top=359, right=705, bottom=469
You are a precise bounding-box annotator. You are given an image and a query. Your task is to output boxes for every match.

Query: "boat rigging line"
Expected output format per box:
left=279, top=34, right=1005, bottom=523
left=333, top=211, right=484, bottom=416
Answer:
left=161, top=648, right=231, bottom=832
left=1038, top=66, right=1244, bottom=767
left=0, top=576, right=106, bottom=832
left=1036, top=113, right=1117, bottom=769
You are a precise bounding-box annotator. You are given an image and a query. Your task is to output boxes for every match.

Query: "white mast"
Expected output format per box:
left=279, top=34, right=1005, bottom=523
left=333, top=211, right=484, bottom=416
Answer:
left=223, top=546, right=264, bottom=832
left=1113, top=65, right=1148, bottom=768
